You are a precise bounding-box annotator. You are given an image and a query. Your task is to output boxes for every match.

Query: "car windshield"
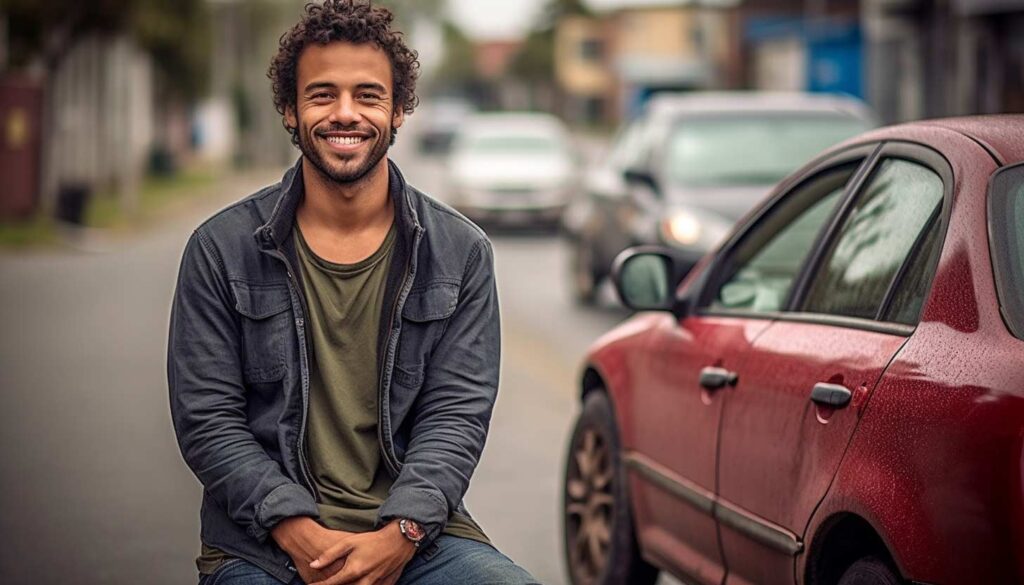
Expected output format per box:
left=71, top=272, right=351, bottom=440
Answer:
left=664, top=115, right=870, bottom=187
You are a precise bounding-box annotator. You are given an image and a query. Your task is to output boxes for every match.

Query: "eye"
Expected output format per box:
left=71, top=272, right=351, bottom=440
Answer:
left=310, top=92, right=334, bottom=102
left=358, top=92, right=383, bottom=101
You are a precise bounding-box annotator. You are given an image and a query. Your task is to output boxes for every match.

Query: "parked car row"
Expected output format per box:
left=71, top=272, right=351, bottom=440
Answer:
left=563, top=115, right=1024, bottom=585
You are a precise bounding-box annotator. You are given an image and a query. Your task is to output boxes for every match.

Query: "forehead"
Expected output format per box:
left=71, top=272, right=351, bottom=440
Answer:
left=296, top=41, right=393, bottom=88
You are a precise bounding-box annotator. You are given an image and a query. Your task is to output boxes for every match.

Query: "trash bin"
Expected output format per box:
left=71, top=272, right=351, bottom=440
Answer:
left=55, top=183, right=91, bottom=225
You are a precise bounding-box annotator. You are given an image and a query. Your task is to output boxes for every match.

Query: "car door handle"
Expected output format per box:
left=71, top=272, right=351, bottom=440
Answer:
left=699, top=367, right=738, bottom=391
left=810, top=383, right=853, bottom=408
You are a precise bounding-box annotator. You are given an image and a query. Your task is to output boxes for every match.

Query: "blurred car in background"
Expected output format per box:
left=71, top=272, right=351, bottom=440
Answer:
left=446, top=112, right=578, bottom=228
left=562, top=115, right=1024, bottom=585
left=564, top=92, right=876, bottom=304
left=417, top=96, right=477, bottom=154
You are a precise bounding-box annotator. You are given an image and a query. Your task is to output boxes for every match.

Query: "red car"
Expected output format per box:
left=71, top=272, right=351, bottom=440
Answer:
left=563, top=116, right=1024, bottom=585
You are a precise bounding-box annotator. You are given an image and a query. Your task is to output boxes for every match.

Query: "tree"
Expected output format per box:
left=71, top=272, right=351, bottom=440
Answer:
left=508, top=0, right=592, bottom=83
left=1, top=0, right=210, bottom=98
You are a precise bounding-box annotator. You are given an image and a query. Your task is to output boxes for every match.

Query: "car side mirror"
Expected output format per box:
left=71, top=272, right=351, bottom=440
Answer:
left=623, top=168, right=660, bottom=196
left=612, top=248, right=677, bottom=312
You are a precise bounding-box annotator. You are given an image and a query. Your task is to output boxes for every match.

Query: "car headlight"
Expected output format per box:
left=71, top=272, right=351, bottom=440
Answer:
left=661, top=211, right=703, bottom=246
left=658, top=208, right=733, bottom=250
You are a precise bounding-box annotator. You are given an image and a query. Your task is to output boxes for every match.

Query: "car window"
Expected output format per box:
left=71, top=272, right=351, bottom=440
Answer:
left=802, top=158, right=944, bottom=321
left=663, top=115, right=871, bottom=187
left=708, top=165, right=859, bottom=313
left=882, top=210, right=943, bottom=325
left=989, top=163, right=1024, bottom=339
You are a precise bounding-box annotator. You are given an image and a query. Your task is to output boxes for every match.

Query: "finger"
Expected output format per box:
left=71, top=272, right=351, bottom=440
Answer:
left=311, top=562, right=366, bottom=585
left=380, top=568, right=402, bottom=585
left=310, top=540, right=356, bottom=569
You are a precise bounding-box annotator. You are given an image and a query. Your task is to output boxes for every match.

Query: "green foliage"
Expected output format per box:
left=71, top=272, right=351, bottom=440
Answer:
left=433, top=19, right=480, bottom=87
left=2, top=0, right=211, bottom=98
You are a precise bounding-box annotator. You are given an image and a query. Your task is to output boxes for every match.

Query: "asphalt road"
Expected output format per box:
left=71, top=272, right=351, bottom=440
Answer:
left=0, top=130, right=645, bottom=584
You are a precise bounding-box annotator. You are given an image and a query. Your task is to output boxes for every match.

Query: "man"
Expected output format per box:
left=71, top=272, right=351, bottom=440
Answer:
left=167, top=2, right=538, bottom=584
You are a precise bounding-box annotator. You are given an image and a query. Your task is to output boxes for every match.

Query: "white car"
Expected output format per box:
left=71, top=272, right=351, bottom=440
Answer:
left=446, top=112, right=578, bottom=227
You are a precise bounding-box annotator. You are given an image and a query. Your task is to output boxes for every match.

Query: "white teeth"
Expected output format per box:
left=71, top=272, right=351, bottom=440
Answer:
left=327, top=136, right=364, bottom=145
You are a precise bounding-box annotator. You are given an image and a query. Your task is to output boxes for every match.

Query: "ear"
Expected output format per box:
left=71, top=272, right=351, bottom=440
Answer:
left=284, top=105, right=298, bottom=132
left=392, top=107, right=405, bottom=129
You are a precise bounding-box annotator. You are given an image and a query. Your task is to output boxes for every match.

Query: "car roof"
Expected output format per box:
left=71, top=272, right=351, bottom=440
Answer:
left=842, top=115, right=1024, bottom=166
left=643, top=91, right=875, bottom=122
left=918, top=115, right=1024, bottom=165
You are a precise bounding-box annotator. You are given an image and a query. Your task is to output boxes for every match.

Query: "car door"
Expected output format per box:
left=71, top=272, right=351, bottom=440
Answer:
left=712, top=145, right=951, bottom=585
left=627, top=148, right=873, bottom=585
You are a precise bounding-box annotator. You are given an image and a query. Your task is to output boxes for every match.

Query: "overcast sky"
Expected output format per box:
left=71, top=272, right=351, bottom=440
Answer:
left=445, top=0, right=694, bottom=40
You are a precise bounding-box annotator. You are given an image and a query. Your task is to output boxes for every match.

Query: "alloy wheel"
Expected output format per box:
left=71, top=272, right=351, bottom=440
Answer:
left=566, top=427, right=616, bottom=583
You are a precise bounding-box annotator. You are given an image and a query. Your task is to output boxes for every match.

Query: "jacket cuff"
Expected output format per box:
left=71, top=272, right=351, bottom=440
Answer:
left=377, top=488, right=448, bottom=546
left=250, top=482, right=319, bottom=543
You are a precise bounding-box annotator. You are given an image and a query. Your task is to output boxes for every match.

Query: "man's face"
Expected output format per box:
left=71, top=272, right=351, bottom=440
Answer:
left=286, top=41, right=404, bottom=185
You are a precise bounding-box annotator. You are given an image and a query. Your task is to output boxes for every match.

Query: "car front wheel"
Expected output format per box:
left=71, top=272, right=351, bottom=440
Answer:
left=838, top=557, right=903, bottom=585
left=563, top=391, right=658, bottom=585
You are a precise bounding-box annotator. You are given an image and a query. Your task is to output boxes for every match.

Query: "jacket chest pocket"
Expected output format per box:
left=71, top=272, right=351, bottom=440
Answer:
left=392, top=281, right=460, bottom=391
left=230, top=280, right=293, bottom=384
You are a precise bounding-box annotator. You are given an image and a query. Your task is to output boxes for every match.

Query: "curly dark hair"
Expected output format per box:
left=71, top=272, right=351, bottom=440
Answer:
left=268, top=0, right=420, bottom=146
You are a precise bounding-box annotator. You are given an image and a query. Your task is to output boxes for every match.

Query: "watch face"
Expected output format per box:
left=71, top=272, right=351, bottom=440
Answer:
left=403, top=519, right=425, bottom=542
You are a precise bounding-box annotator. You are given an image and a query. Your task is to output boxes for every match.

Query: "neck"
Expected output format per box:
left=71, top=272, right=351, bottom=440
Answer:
left=297, top=157, right=393, bottom=234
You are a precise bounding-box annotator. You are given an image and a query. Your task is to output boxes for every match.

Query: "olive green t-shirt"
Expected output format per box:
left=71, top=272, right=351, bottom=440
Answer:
left=197, top=222, right=487, bottom=575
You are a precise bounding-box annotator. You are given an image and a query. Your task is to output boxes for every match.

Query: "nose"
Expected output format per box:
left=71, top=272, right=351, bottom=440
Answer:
left=328, top=93, right=361, bottom=126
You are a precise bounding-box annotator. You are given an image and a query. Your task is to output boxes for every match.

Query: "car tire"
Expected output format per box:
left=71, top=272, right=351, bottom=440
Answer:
left=837, top=557, right=903, bottom=585
left=563, top=391, right=659, bottom=585
left=571, top=237, right=601, bottom=306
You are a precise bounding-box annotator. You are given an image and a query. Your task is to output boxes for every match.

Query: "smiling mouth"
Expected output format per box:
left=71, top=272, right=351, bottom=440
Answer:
left=324, top=135, right=368, bottom=146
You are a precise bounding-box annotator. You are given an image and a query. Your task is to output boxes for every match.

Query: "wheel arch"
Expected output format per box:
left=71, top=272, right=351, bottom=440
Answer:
left=804, top=512, right=901, bottom=585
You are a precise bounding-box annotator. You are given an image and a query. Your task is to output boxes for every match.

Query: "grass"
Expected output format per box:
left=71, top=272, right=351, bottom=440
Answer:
left=0, top=167, right=222, bottom=249
left=85, top=168, right=221, bottom=230
left=0, top=215, right=60, bottom=248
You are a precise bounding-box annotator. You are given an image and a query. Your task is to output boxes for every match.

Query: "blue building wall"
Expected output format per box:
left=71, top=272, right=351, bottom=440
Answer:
left=745, top=17, right=865, bottom=99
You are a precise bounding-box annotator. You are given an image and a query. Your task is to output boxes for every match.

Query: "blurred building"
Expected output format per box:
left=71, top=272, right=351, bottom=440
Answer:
left=731, top=0, right=864, bottom=97
left=555, top=2, right=733, bottom=125
left=470, top=39, right=535, bottom=110
left=864, top=0, right=1024, bottom=123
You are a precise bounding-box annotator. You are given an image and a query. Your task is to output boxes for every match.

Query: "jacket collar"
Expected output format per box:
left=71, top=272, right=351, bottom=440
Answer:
left=255, top=157, right=421, bottom=250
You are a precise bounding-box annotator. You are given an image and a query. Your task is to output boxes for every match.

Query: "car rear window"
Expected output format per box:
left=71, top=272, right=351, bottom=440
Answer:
left=989, top=163, right=1024, bottom=340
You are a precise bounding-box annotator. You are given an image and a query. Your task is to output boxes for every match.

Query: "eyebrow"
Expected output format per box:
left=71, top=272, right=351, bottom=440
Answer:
left=302, top=81, right=389, bottom=94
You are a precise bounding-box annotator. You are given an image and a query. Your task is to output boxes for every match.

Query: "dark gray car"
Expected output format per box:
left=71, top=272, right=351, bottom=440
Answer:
left=563, top=91, right=876, bottom=304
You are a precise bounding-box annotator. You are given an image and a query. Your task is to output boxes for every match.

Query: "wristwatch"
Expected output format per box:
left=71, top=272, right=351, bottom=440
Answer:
left=398, top=518, right=426, bottom=547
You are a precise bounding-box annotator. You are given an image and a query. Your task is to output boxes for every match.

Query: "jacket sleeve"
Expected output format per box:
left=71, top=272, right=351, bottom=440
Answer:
left=377, top=238, right=500, bottom=545
left=167, top=230, right=318, bottom=543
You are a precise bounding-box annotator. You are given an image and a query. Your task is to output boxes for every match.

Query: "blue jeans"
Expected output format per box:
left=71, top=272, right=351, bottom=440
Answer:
left=198, top=536, right=540, bottom=585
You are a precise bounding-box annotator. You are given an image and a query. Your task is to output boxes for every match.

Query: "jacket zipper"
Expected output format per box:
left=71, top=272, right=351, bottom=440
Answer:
left=377, top=227, right=421, bottom=478
left=268, top=242, right=320, bottom=501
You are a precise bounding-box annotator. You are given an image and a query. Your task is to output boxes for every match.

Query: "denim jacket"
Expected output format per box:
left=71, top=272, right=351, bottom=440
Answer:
left=167, top=159, right=500, bottom=583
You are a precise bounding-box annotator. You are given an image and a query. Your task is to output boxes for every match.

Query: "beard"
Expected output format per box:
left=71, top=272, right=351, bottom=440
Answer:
left=297, top=119, right=392, bottom=185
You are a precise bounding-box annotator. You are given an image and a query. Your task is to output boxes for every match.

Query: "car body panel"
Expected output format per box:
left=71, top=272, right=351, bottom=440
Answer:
left=718, top=321, right=908, bottom=585
left=627, top=313, right=773, bottom=585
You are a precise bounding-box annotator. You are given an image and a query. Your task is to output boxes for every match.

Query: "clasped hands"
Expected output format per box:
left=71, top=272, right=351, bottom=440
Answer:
left=271, top=516, right=417, bottom=585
